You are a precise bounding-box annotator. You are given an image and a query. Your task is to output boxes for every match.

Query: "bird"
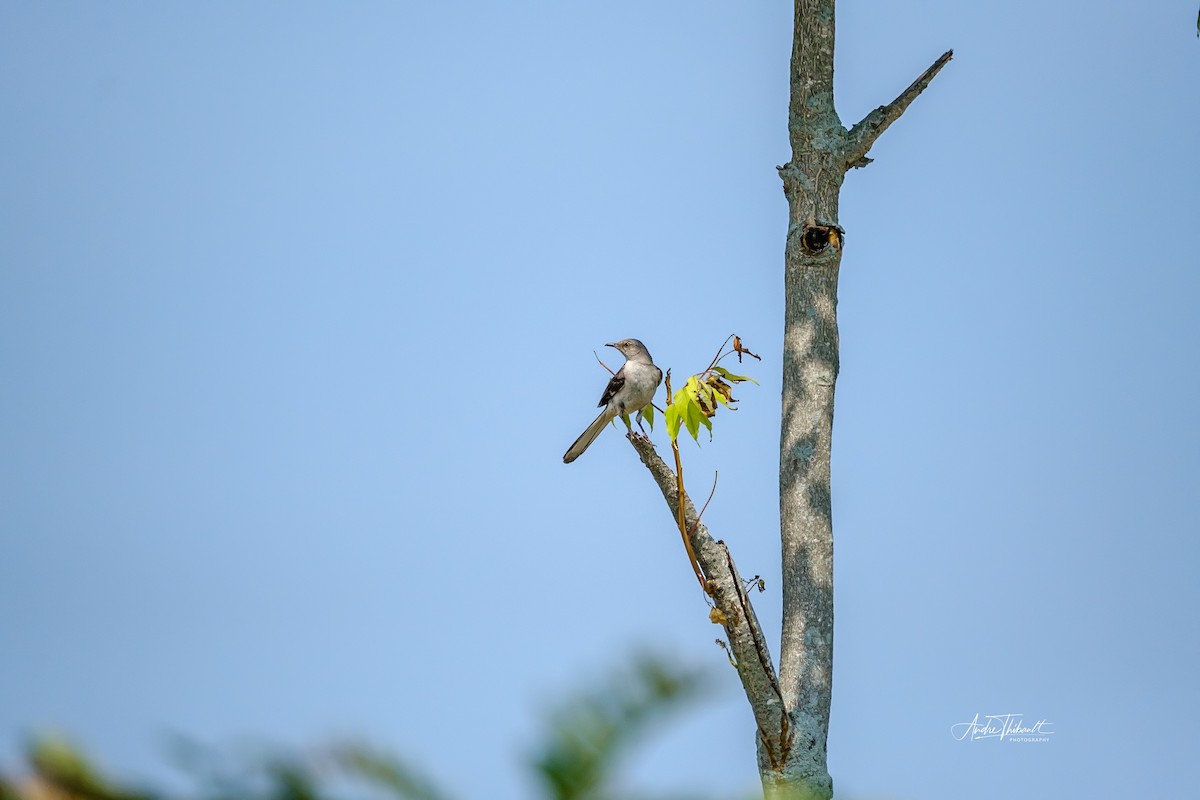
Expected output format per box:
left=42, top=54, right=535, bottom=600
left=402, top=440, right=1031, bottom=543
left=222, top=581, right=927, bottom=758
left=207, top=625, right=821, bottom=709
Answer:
left=563, top=338, right=662, bottom=464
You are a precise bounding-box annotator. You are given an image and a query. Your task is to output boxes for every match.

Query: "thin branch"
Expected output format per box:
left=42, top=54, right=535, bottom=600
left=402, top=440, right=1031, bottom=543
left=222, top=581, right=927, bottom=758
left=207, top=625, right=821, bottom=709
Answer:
left=592, top=350, right=615, bottom=375
left=663, top=370, right=706, bottom=590
left=843, top=49, right=953, bottom=169
left=670, top=437, right=707, bottom=591
left=708, top=333, right=737, bottom=371
left=687, top=471, right=718, bottom=539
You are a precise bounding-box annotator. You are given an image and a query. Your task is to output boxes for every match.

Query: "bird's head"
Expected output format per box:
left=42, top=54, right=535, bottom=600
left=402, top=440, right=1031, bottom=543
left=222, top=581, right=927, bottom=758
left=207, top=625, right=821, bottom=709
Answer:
left=606, top=338, right=650, bottom=361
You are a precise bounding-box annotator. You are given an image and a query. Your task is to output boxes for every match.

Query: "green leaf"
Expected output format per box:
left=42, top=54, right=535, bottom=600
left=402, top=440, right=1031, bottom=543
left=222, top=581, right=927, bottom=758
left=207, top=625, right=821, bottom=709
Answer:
left=642, top=404, right=655, bottom=431
left=712, top=365, right=759, bottom=385
left=665, top=401, right=684, bottom=441
left=682, top=397, right=704, bottom=440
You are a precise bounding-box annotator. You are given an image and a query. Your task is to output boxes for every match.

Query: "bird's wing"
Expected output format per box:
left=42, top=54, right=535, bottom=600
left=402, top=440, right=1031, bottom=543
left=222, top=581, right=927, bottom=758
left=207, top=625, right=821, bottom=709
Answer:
left=597, top=365, right=626, bottom=408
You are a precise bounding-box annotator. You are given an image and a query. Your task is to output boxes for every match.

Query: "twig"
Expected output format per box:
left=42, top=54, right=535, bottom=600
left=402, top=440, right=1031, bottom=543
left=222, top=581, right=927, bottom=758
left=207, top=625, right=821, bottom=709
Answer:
left=687, top=471, right=719, bottom=539
left=844, top=49, right=954, bottom=169
left=592, top=350, right=615, bottom=375
left=670, top=440, right=706, bottom=591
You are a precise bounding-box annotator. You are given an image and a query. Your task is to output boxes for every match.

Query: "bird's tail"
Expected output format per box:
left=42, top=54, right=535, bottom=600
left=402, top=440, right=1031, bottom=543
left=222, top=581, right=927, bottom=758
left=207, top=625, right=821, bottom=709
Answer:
left=563, top=408, right=617, bottom=463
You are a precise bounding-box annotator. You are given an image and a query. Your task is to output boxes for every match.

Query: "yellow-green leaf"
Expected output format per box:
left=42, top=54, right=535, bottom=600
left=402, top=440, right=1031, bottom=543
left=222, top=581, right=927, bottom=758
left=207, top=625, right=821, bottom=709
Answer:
left=682, top=396, right=713, bottom=440
left=713, top=366, right=758, bottom=385
left=665, top=401, right=684, bottom=441
left=683, top=396, right=701, bottom=440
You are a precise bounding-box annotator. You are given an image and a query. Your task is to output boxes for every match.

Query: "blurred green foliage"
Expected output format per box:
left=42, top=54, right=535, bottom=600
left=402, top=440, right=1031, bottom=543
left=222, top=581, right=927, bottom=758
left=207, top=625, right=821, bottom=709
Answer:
left=531, top=655, right=708, bottom=800
left=0, top=654, right=732, bottom=800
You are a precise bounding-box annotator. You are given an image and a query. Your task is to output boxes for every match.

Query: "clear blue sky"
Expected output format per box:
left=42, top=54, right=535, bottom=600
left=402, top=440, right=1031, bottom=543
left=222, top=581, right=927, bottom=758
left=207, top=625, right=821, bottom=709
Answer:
left=2, top=2, right=1197, bottom=798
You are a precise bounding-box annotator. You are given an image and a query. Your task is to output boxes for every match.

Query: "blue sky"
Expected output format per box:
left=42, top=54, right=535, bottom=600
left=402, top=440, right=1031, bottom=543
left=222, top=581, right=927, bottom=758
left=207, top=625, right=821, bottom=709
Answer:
left=2, top=2, right=1197, bottom=798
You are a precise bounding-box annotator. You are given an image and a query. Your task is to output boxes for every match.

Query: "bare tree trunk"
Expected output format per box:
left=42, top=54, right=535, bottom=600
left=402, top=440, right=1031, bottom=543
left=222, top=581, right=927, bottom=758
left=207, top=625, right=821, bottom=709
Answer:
left=771, top=2, right=844, bottom=795
left=628, top=3, right=950, bottom=798
left=770, top=2, right=951, bottom=796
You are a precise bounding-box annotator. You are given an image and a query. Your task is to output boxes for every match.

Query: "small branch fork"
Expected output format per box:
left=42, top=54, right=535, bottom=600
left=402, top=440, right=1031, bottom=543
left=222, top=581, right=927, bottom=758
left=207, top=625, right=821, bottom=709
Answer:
left=844, top=49, right=954, bottom=169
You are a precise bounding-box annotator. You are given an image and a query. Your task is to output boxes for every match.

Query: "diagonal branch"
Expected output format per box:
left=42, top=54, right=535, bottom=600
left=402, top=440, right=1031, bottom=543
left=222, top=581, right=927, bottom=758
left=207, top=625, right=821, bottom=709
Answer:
left=625, top=433, right=787, bottom=743
left=843, top=49, right=953, bottom=169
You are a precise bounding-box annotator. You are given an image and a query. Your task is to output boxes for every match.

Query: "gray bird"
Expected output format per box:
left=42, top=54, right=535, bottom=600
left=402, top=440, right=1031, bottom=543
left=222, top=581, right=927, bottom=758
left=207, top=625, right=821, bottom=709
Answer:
left=563, top=338, right=662, bottom=463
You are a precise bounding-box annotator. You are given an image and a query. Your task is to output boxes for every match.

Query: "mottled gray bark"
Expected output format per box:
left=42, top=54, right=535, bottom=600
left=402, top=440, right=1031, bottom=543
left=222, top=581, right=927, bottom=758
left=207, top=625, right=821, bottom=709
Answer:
left=626, top=3, right=950, bottom=798
left=772, top=3, right=950, bottom=796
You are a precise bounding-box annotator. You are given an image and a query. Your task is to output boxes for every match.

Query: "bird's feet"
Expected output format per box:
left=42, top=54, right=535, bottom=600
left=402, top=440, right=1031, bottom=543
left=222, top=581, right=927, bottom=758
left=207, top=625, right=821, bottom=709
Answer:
left=627, top=429, right=652, bottom=446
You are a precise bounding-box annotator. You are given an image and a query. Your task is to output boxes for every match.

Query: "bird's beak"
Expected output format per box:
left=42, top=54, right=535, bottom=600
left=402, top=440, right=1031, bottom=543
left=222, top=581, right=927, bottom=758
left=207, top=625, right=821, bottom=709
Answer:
left=605, top=342, right=617, bottom=349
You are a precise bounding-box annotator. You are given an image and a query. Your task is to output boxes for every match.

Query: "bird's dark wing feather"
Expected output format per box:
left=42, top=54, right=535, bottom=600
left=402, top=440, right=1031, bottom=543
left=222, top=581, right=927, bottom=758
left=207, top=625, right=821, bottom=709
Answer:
left=598, top=365, right=626, bottom=408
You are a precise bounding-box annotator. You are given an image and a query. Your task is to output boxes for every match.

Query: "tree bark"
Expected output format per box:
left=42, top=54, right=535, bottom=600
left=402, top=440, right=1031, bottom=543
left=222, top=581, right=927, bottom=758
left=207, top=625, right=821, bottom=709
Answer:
left=772, top=2, right=843, bottom=795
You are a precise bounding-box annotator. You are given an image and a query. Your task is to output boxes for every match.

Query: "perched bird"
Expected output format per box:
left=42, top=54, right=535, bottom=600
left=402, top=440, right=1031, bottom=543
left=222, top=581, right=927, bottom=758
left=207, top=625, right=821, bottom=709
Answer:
left=563, top=338, right=662, bottom=463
